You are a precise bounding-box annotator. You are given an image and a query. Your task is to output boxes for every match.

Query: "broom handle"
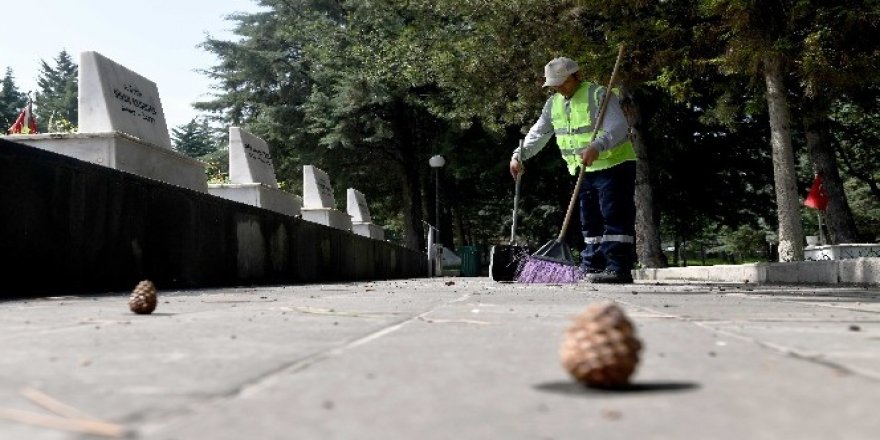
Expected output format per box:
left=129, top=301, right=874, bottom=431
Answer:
left=556, top=44, right=626, bottom=242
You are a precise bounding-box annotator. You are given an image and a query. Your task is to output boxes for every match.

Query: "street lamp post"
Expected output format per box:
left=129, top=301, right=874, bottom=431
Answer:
left=429, top=155, right=446, bottom=229
left=428, top=155, right=446, bottom=277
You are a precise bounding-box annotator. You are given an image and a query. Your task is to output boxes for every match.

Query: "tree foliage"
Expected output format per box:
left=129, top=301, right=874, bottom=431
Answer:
left=172, top=118, right=220, bottom=158
left=0, top=67, right=28, bottom=131
left=34, top=50, right=78, bottom=129
left=194, top=0, right=880, bottom=260
left=171, top=117, right=228, bottom=182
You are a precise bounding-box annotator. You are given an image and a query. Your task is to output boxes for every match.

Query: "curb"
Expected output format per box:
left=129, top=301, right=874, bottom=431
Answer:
left=634, top=257, right=880, bottom=286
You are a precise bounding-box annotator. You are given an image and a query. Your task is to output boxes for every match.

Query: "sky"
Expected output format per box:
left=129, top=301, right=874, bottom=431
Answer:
left=0, top=0, right=267, bottom=130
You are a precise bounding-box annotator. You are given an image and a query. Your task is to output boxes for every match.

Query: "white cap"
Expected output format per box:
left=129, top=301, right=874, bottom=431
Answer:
left=542, top=57, right=579, bottom=87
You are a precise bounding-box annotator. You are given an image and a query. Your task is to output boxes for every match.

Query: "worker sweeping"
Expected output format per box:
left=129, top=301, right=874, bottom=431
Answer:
left=510, top=56, right=636, bottom=284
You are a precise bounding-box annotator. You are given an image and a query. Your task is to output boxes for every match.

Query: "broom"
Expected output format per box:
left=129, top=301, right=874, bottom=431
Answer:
left=517, top=44, right=626, bottom=284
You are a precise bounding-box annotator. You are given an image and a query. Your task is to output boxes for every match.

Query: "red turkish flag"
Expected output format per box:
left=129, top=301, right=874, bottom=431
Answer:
left=804, top=174, right=828, bottom=211
left=7, top=100, right=38, bottom=134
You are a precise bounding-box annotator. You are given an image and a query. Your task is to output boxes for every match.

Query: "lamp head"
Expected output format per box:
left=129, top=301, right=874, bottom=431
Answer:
left=429, top=155, right=446, bottom=168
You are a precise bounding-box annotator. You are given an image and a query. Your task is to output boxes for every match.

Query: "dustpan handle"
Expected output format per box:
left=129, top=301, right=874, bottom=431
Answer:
left=557, top=44, right=626, bottom=241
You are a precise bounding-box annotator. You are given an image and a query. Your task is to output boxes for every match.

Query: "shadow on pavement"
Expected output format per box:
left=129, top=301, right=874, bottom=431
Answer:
left=533, top=380, right=700, bottom=396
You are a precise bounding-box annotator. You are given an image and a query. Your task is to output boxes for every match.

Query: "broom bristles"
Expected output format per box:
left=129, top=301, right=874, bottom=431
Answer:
left=516, top=257, right=583, bottom=283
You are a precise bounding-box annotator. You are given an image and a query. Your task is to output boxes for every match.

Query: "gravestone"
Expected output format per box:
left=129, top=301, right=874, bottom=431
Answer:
left=0, top=51, right=206, bottom=192
left=228, top=127, right=278, bottom=188
left=347, top=188, right=384, bottom=240
left=78, top=51, right=172, bottom=147
left=207, top=127, right=302, bottom=216
left=301, top=165, right=352, bottom=231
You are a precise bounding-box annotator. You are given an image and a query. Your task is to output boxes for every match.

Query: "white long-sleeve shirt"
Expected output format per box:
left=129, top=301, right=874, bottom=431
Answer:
left=511, top=83, right=630, bottom=162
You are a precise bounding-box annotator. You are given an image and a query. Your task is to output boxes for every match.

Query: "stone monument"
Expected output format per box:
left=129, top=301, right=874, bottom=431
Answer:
left=301, top=165, right=352, bottom=231
left=0, top=51, right=207, bottom=192
left=207, top=127, right=302, bottom=216
left=347, top=188, right=385, bottom=240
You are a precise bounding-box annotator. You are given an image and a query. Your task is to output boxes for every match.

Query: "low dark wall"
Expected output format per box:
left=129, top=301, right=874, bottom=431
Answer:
left=0, top=138, right=425, bottom=297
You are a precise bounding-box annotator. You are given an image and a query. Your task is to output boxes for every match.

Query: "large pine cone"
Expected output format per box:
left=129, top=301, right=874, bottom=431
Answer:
left=129, top=280, right=157, bottom=314
left=560, top=302, right=642, bottom=388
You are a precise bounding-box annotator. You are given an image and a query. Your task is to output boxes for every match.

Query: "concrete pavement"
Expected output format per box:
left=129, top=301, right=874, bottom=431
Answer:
left=1, top=278, right=878, bottom=439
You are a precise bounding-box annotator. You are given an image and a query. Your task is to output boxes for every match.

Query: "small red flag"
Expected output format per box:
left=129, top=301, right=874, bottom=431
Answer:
left=804, top=174, right=828, bottom=211
left=7, top=99, right=38, bottom=135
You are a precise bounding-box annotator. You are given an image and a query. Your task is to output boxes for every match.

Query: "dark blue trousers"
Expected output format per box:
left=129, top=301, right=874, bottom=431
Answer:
left=578, top=160, right=636, bottom=273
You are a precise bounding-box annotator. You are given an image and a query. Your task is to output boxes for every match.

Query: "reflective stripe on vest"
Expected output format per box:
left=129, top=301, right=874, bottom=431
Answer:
left=550, top=83, right=635, bottom=175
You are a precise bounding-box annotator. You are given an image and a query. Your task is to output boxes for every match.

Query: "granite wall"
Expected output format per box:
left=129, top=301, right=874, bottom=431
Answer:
left=0, top=138, right=425, bottom=297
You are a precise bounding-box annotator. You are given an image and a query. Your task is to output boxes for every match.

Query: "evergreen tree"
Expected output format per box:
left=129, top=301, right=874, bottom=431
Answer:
left=832, top=93, right=880, bottom=207
left=195, top=0, right=879, bottom=258
left=197, top=1, right=581, bottom=250
left=172, top=117, right=226, bottom=182
left=696, top=0, right=807, bottom=261
left=792, top=2, right=880, bottom=244
left=171, top=118, right=219, bottom=158
left=0, top=67, right=27, bottom=130
left=35, top=50, right=78, bottom=127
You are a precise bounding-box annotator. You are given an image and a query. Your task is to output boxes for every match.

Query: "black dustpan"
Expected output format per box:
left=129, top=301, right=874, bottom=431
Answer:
left=530, top=239, right=573, bottom=265
left=490, top=165, right=531, bottom=281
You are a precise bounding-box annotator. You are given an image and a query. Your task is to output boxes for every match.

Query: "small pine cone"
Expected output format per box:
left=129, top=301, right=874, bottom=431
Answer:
left=560, top=302, right=642, bottom=388
left=129, top=280, right=157, bottom=314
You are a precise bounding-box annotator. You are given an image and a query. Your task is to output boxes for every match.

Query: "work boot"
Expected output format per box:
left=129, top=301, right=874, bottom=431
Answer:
left=586, top=269, right=633, bottom=284
left=579, top=267, right=603, bottom=281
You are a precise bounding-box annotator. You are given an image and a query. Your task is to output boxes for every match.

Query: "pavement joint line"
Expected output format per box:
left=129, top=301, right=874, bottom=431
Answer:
left=781, top=301, right=880, bottom=315
left=137, top=292, right=473, bottom=436
left=612, top=297, right=880, bottom=383
left=603, top=299, right=678, bottom=320
left=688, top=320, right=880, bottom=383
left=649, top=318, right=880, bottom=324
left=0, top=321, right=131, bottom=342
left=239, top=292, right=471, bottom=397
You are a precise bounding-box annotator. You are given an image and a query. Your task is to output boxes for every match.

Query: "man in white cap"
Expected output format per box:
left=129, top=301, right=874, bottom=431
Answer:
left=509, top=56, right=636, bottom=283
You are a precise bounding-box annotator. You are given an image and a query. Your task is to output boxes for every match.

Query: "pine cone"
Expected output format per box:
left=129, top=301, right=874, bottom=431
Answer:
left=129, top=280, right=157, bottom=314
left=560, top=302, right=642, bottom=388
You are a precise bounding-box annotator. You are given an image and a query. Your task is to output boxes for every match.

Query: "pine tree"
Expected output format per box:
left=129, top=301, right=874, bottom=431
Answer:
left=35, top=50, right=78, bottom=127
left=196, top=0, right=878, bottom=255
left=171, top=118, right=219, bottom=158
left=698, top=0, right=807, bottom=261
left=0, top=67, right=27, bottom=131
left=793, top=2, right=880, bottom=244
left=172, top=118, right=226, bottom=181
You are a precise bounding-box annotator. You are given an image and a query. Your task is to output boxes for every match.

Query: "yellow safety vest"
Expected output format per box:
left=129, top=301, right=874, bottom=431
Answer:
left=550, top=82, right=635, bottom=175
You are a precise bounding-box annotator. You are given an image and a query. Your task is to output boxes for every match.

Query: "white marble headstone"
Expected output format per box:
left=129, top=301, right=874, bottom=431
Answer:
left=303, top=165, right=336, bottom=209
left=78, top=51, right=171, bottom=148
left=228, top=127, right=278, bottom=188
left=346, top=189, right=372, bottom=223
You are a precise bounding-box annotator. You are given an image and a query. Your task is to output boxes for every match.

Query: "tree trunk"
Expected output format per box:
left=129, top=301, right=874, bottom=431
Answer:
left=619, top=85, right=667, bottom=268
left=398, top=154, right=425, bottom=251
left=763, top=54, right=804, bottom=261
left=680, top=236, right=688, bottom=267
left=801, top=95, right=860, bottom=243
left=392, top=101, right=426, bottom=251
left=452, top=204, right=466, bottom=247
left=672, top=237, right=680, bottom=267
